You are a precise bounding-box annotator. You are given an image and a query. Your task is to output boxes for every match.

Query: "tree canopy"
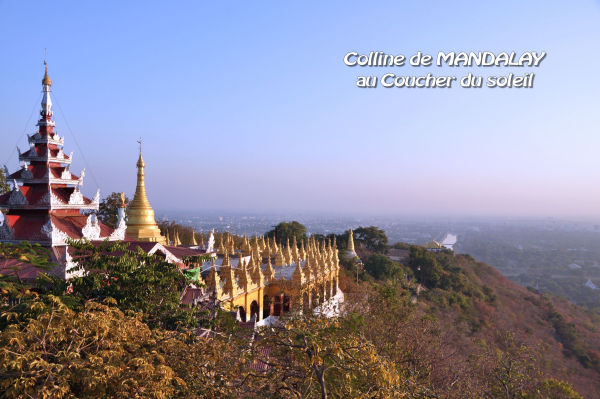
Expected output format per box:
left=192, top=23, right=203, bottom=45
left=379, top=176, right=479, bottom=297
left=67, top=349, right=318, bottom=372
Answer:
left=0, top=168, right=9, bottom=195
left=55, top=240, right=211, bottom=330
left=266, top=221, right=307, bottom=244
left=98, top=192, right=129, bottom=228
left=364, top=253, right=402, bottom=280
left=354, top=226, right=388, bottom=253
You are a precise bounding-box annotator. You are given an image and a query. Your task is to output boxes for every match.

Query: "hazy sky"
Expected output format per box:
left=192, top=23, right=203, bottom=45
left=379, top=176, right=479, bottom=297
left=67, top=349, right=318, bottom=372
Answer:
left=1, top=1, right=599, bottom=218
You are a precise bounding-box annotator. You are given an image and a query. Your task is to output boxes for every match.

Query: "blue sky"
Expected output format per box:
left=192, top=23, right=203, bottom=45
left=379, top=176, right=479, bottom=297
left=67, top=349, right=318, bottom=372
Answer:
left=1, top=1, right=599, bottom=217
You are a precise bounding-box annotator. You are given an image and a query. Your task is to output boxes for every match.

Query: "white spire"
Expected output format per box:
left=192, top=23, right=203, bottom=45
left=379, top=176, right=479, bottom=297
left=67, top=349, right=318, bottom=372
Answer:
left=38, top=61, right=55, bottom=127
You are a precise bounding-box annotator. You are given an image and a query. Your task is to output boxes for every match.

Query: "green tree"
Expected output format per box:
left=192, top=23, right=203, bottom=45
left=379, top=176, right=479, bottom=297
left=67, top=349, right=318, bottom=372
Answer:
left=354, top=226, right=388, bottom=253
left=61, top=240, right=210, bottom=330
left=364, top=253, right=401, bottom=280
left=408, top=246, right=443, bottom=288
left=0, top=167, right=9, bottom=195
left=266, top=221, right=307, bottom=245
left=98, top=192, right=129, bottom=228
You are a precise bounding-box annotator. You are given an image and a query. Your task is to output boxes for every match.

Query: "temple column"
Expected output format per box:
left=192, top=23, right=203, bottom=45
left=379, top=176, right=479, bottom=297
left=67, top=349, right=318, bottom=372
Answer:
left=258, top=288, right=264, bottom=321
left=269, top=297, right=275, bottom=316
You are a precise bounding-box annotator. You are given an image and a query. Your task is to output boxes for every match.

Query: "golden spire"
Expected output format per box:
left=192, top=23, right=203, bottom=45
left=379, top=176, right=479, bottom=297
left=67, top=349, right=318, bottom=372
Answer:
left=206, top=259, right=222, bottom=298
left=125, top=140, right=165, bottom=243
left=348, top=228, right=356, bottom=253
left=300, top=239, right=306, bottom=260
left=237, top=253, right=250, bottom=291
left=190, top=232, right=198, bottom=246
left=222, top=253, right=237, bottom=297
left=228, top=234, right=235, bottom=254
left=222, top=250, right=230, bottom=267
left=292, top=259, right=305, bottom=286
left=275, top=248, right=285, bottom=267
left=165, top=230, right=170, bottom=245
left=248, top=252, right=256, bottom=270
left=173, top=230, right=181, bottom=246
left=285, top=238, right=293, bottom=265
left=251, top=254, right=264, bottom=286
left=42, top=61, right=52, bottom=86
left=218, top=236, right=225, bottom=254
left=292, top=236, right=300, bottom=263
left=303, top=256, right=312, bottom=281
left=260, top=235, right=266, bottom=251
left=264, top=249, right=275, bottom=282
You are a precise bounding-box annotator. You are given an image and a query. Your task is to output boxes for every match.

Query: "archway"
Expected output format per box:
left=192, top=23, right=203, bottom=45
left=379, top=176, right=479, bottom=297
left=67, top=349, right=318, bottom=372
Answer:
left=238, top=306, right=246, bottom=322
left=263, top=295, right=271, bottom=319
left=303, top=292, right=310, bottom=313
left=250, top=300, right=260, bottom=322
left=273, top=295, right=282, bottom=316
left=283, top=295, right=290, bottom=313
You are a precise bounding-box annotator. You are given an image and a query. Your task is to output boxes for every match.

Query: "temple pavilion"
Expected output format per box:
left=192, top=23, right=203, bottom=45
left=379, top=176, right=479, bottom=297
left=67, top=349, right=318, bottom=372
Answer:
left=0, top=65, right=344, bottom=321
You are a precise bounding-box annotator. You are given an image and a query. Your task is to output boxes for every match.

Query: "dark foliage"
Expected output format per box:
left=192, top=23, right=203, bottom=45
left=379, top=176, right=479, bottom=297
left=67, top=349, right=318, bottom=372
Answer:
left=354, top=226, right=388, bottom=253
left=97, top=192, right=129, bottom=228
left=265, top=221, right=307, bottom=244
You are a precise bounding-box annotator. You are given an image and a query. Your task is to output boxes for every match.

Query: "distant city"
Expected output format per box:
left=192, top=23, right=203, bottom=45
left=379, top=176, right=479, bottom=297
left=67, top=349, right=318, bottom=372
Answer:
left=159, top=210, right=600, bottom=311
left=157, top=210, right=600, bottom=245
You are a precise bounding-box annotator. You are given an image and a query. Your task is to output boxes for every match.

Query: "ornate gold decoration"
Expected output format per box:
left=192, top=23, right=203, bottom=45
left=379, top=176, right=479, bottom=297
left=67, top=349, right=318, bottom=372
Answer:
left=42, top=63, right=52, bottom=86
left=125, top=141, right=165, bottom=243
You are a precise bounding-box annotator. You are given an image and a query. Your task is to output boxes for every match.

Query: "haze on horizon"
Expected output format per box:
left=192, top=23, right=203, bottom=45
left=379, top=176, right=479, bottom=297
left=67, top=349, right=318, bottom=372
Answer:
left=1, top=1, right=599, bottom=219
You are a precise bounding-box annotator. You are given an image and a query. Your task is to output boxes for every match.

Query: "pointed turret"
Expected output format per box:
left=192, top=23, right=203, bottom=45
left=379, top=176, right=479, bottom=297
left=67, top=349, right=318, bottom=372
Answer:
left=300, top=239, right=306, bottom=260
left=260, top=235, right=266, bottom=251
left=218, top=235, right=225, bottom=254
left=228, top=235, right=235, bottom=254
left=251, top=254, right=264, bottom=286
left=285, top=238, right=293, bottom=265
left=190, top=231, right=198, bottom=246
left=348, top=228, right=357, bottom=255
left=275, top=247, right=285, bottom=266
left=292, top=259, right=305, bottom=286
left=206, top=258, right=222, bottom=298
left=125, top=141, right=165, bottom=243
left=173, top=230, right=181, bottom=246
left=303, top=256, right=312, bottom=281
left=264, top=248, right=275, bottom=281
left=236, top=253, right=251, bottom=291
left=292, top=236, right=300, bottom=263
left=222, top=252, right=238, bottom=297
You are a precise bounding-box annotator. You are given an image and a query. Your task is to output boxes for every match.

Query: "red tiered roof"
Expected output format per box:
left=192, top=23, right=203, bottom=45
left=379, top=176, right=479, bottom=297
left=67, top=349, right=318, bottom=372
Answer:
left=0, top=65, right=113, bottom=248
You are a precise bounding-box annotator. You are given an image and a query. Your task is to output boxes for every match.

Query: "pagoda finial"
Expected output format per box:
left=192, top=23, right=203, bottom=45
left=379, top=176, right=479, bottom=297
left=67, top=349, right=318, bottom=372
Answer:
left=348, top=228, right=356, bottom=253
left=42, top=59, right=52, bottom=86
left=136, top=138, right=144, bottom=168
left=38, top=59, right=54, bottom=128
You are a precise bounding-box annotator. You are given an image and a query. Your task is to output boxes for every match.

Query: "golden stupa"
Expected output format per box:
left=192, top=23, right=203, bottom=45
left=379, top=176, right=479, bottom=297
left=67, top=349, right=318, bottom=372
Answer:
left=125, top=141, right=165, bottom=243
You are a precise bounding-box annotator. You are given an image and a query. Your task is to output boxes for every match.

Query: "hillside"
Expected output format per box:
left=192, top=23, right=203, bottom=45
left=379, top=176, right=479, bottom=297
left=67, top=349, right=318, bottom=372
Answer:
left=343, top=246, right=600, bottom=397
left=1, top=237, right=599, bottom=398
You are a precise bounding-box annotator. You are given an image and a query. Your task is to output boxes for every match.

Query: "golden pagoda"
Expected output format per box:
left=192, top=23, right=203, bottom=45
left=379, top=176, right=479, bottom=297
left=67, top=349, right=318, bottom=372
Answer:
left=348, top=228, right=356, bottom=254
left=125, top=140, right=165, bottom=243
